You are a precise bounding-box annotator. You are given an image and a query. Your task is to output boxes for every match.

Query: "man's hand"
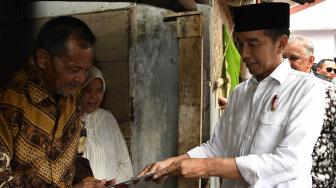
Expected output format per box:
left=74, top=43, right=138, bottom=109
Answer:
left=137, top=157, right=178, bottom=183
left=104, top=179, right=117, bottom=187
left=154, top=157, right=242, bottom=181
left=218, top=96, right=228, bottom=110
left=73, top=178, right=114, bottom=188
left=154, top=158, right=212, bottom=180
left=137, top=154, right=190, bottom=183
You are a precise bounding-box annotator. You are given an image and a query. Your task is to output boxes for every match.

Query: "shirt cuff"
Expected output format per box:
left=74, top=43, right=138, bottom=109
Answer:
left=187, top=146, right=209, bottom=158
left=236, top=156, right=258, bottom=186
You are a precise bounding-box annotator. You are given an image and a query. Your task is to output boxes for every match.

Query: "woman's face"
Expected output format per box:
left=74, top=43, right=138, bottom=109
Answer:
left=81, top=77, right=104, bottom=113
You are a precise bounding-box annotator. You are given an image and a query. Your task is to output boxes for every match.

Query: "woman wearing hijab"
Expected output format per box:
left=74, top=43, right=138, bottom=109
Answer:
left=81, top=66, right=133, bottom=183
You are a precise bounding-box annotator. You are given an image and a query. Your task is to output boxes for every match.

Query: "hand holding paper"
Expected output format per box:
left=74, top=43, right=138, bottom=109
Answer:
left=137, top=154, right=190, bottom=183
left=106, top=172, right=155, bottom=188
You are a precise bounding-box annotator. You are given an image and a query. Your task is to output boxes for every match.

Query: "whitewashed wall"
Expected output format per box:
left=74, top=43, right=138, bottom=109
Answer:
left=290, top=0, right=336, bottom=62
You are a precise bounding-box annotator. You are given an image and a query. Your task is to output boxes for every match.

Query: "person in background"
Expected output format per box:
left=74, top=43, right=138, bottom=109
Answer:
left=283, top=35, right=314, bottom=73
left=139, top=3, right=325, bottom=187
left=284, top=35, right=336, bottom=187
left=316, top=58, right=336, bottom=81
left=81, top=66, right=133, bottom=183
left=0, top=16, right=108, bottom=187
left=282, top=35, right=330, bottom=81
left=331, top=57, right=336, bottom=85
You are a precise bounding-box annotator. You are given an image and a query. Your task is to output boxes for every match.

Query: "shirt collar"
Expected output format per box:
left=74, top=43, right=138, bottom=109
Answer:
left=250, top=59, right=290, bottom=85
left=28, top=83, right=49, bottom=104
left=13, top=65, right=49, bottom=104
left=268, top=59, right=290, bottom=85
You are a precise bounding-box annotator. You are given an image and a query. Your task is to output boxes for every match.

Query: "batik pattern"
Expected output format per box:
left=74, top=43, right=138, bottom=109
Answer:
left=0, top=65, right=87, bottom=187
left=312, top=86, right=336, bottom=188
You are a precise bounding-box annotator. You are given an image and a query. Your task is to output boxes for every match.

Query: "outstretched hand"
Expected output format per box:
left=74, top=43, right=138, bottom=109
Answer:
left=137, top=157, right=177, bottom=183
left=104, top=179, right=117, bottom=187
left=137, top=154, right=190, bottom=183
left=140, top=157, right=241, bottom=184
left=154, top=158, right=212, bottom=180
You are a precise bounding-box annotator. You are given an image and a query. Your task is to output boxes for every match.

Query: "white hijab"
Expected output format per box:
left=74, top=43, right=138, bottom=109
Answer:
left=82, top=66, right=134, bottom=182
left=83, top=66, right=105, bottom=92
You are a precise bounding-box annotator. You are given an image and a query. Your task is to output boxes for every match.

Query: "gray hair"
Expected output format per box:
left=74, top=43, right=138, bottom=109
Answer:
left=288, top=35, right=314, bottom=57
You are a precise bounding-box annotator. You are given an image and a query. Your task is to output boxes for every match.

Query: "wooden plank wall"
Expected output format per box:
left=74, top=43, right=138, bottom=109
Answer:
left=76, top=10, right=131, bottom=148
left=177, top=13, right=203, bottom=188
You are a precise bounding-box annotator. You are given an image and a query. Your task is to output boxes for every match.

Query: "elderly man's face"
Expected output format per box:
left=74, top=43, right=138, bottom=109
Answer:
left=283, top=41, right=313, bottom=73
left=235, top=30, right=287, bottom=81
left=36, top=35, right=94, bottom=97
left=317, top=60, right=336, bottom=81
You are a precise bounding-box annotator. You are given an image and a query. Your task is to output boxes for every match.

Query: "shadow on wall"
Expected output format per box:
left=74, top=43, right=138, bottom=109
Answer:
left=0, top=3, right=36, bottom=86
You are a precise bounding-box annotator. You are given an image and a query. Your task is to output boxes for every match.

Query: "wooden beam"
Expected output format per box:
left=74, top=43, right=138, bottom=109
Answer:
left=177, top=14, right=202, bottom=38
left=163, top=11, right=200, bottom=19
left=25, top=0, right=187, bottom=12
left=177, top=13, right=203, bottom=188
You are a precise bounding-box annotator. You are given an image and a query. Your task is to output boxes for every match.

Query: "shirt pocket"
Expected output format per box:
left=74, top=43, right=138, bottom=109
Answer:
left=251, top=111, right=287, bottom=154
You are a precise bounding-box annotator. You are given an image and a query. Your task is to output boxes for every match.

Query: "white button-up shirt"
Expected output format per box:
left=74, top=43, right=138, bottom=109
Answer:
left=188, top=61, right=325, bottom=188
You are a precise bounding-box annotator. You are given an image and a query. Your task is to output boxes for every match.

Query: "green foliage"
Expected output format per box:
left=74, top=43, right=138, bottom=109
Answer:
left=222, top=25, right=241, bottom=95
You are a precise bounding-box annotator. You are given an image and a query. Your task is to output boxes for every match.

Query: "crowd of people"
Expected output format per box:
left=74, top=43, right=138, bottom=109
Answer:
left=0, top=2, right=335, bottom=188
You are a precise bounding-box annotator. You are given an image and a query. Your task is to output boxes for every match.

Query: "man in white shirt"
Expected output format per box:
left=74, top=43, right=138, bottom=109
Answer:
left=139, top=3, right=325, bottom=187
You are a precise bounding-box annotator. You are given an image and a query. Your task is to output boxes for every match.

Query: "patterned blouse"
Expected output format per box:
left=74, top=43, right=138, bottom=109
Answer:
left=0, top=65, right=92, bottom=188
left=312, top=85, right=336, bottom=187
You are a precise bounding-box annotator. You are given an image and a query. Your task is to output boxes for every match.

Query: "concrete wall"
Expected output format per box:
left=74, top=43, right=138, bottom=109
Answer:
left=128, top=4, right=179, bottom=188
left=290, top=0, right=336, bottom=63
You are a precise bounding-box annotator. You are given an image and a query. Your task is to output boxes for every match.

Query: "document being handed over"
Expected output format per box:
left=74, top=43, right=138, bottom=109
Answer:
left=106, top=172, right=155, bottom=188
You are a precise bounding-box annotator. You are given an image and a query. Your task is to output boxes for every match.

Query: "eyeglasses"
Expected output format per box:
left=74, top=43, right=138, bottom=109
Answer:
left=325, top=67, right=336, bottom=73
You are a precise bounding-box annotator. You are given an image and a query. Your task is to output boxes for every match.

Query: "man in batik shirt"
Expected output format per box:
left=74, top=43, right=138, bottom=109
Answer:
left=0, top=16, right=107, bottom=188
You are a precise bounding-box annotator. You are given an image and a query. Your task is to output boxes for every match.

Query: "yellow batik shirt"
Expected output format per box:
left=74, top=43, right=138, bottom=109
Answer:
left=0, top=65, right=90, bottom=188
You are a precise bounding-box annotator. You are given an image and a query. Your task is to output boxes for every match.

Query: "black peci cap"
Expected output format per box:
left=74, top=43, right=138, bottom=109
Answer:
left=233, top=3, right=290, bottom=32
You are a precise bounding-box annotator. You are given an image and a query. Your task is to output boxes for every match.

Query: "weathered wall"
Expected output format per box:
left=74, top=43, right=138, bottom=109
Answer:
left=210, top=0, right=229, bottom=135
left=208, top=2, right=234, bottom=187
left=198, top=4, right=211, bottom=144
left=128, top=5, right=179, bottom=188
left=129, top=5, right=213, bottom=188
